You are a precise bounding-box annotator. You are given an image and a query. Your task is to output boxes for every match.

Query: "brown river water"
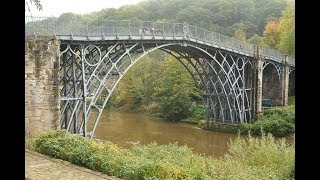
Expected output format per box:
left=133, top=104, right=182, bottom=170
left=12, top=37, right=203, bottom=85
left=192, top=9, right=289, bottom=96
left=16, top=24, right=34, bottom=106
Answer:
left=93, top=109, right=293, bottom=158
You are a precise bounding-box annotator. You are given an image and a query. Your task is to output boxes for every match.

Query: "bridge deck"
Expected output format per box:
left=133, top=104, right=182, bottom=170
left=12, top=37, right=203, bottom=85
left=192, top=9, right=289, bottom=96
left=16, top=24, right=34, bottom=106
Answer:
left=25, top=16, right=295, bottom=67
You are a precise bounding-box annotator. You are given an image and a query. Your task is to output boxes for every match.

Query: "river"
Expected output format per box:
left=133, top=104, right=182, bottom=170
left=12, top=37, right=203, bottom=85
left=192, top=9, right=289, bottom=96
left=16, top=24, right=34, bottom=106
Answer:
left=93, top=109, right=244, bottom=158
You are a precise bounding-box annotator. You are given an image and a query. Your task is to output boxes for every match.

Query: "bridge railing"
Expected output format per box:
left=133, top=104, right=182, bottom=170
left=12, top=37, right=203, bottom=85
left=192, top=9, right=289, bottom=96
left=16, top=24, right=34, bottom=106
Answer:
left=288, top=56, right=295, bottom=66
left=262, top=47, right=283, bottom=63
left=25, top=16, right=294, bottom=66
left=25, top=16, right=55, bottom=36
left=186, top=25, right=254, bottom=55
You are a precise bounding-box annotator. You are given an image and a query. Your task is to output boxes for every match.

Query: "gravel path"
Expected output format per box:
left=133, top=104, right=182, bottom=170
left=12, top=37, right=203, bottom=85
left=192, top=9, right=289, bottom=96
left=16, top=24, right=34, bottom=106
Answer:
left=25, top=149, right=121, bottom=180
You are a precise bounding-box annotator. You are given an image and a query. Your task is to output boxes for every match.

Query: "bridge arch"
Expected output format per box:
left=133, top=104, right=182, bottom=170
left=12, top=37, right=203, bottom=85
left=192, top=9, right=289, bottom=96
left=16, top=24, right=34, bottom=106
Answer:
left=289, top=68, right=295, bottom=97
left=262, top=61, right=282, bottom=106
left=24, top=17, right=295, bottom=138
left=59, top=41, right=252, bottom=137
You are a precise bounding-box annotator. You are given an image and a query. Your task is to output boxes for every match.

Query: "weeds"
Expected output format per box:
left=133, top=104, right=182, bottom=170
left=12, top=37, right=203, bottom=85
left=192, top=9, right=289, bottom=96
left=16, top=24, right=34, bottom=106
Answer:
left=26, top=130, right=294, bottom=179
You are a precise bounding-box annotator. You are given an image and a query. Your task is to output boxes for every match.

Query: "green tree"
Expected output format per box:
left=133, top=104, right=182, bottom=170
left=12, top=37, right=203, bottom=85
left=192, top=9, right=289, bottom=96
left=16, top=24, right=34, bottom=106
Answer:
left=234, top=23, right=247, bottom=41
left=177, top=6, right=215, bottom=30
left=278, top=2, right=295, bottom=56
left=262, top=20, right=281, bottom=49
left=248, top=34, right=263, bottom=45
left=110, top=51, right=165, bottom=112
left=261, top=2, right=295, bottom=55
left=114, top=5, right=149, bottom=20
left=153, top=56, right=198, bottom=120
left=110, top=51, right=201, bottom=121
left=254, top=0, right=287, bottom=34
left=28, top=0, right=289, bottom=38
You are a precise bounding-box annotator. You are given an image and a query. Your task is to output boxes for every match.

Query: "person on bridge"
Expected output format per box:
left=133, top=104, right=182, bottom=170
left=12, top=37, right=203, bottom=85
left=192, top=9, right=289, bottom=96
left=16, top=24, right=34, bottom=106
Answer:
left=240, top=43, right=244, bottom=49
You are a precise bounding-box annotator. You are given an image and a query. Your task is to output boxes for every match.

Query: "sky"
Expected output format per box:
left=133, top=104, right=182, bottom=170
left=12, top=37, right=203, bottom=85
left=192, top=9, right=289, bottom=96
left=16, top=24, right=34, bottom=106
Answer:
left=26, top=0, right=143, bottom=17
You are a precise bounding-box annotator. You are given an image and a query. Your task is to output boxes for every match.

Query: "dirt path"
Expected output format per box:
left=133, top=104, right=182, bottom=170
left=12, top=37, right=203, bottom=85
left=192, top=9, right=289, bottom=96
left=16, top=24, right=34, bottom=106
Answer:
left=25, top=149, right=121, bottom=180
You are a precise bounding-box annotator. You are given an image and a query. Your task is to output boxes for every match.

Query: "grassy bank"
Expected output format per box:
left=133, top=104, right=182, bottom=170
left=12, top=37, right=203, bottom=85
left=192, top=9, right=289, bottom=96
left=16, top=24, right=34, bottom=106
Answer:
left=182, top=96, right=295, bottom=137
left=288, top=96, right=295, bottom=105
left=199, top=105, right=295, bottom=137
left=240, top=105, right=295, bottom=136
left=26, top=130, right=294, bottom=179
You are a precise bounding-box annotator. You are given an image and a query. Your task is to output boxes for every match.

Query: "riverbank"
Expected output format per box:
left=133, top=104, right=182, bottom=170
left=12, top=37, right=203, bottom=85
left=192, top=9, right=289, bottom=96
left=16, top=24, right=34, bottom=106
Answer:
left=26, top=130, right=294, bottom=179
left=195, top=96, right=295, bottom=136
left=110, top=96, right=295, bottom=137
left=200, top=105, right=295, bottom=137
left=25, top=148, right=121, bottom=179
left=130, top=104, right=295, bottom=137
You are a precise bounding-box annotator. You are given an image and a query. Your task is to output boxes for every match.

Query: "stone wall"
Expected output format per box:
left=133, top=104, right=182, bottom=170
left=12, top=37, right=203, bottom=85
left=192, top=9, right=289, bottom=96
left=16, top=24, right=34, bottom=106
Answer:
left=262, top=64, right=283, bottom=106
left=289, top=70, right=295, bottom=96
left=25, top=36, right=60, bottom=137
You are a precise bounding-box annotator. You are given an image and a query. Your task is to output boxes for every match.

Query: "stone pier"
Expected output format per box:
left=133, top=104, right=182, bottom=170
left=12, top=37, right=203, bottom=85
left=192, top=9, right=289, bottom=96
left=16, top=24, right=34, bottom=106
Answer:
left=282, top=55, right=289, bottom=106
left=25, top=36, right=61, bottom=137
left=253, top=45, right=264, bottom=118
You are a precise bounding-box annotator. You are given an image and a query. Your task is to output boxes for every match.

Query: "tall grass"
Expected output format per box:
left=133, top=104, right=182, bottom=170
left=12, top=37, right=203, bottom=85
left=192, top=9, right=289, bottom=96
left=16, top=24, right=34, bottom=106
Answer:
left=26, top=130, right=294, bottom=179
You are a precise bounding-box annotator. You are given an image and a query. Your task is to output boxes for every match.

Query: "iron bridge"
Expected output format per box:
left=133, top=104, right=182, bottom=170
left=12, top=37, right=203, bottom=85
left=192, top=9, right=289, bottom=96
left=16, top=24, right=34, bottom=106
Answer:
left=25, top=16, right=295, bottom=138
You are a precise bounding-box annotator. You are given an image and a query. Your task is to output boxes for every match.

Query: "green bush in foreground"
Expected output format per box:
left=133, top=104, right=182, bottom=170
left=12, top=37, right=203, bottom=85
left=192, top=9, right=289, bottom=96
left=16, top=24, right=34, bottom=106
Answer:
left=26, top=130, right=294, bottom=179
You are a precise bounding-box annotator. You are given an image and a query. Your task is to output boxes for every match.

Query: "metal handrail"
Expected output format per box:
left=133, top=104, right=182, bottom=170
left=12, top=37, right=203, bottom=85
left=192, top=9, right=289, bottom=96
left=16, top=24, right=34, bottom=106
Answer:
left=25, top=16, right=295, bottom=66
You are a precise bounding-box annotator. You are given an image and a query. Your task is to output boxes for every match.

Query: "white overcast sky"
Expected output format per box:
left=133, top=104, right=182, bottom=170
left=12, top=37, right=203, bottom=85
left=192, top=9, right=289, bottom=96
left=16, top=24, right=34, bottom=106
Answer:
left=26, top=0, right=143, bottom=17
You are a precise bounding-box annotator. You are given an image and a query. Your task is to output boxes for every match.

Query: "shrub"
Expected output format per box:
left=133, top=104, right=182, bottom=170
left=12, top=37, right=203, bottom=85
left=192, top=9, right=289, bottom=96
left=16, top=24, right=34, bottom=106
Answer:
left=240, top=105, right=295, bottom=136
left=262, top=105, right=295, bottom=124
left=202, top=105, right=295, bottom=137
left=225, top=133, right=295, bottom=179
left=187, top=103, right=205, bottom=121
left=26, top=130, right=294, bottom=179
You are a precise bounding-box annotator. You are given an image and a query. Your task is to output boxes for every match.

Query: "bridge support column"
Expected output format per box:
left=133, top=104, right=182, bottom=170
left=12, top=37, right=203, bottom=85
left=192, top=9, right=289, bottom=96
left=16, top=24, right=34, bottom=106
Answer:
left=25, top=36, right=61, bottom=137
left=282, top=54, right=289, bottom=106
left=253, top=46, right=263, bottom=119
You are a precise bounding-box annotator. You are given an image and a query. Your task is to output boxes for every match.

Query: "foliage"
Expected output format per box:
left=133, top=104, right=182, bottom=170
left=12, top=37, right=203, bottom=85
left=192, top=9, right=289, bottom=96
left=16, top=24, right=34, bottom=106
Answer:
left=234, top=23, right=247, bottom=41
left=263, top=21, right=281, bottom=49
left=30, top=0, right=289, bottom=37
left=180, top=103, right=205, bottom=124
left=254, top=0, right=287, bottom=35
left=26, top=130, right=294, bottom=179
left=248, top=34, right=263, bottom=45
left=240, top=118, right=294, bottom=137
left=109, top=51, right=165, bottom=112
left=176, top=6, right=215, bottom=30
left=262, top=2, right=295, bottom=56
left=109, top=52, right=201, bottom=121
left=26, top=0, right=293, bottom=53
left=278, top=2, right=295, bottom=56
left=263, top=105, right=295, bottom=123
left=225, top=133, right=295, bottom=179
left=240, top=105, right=295, bottom=136
left=202, top=105, right=295, bottom=137
left=113, top=5, right=149, bottom=20
left=153, top=57, right=199, bottom=120
left=187, top=103, right=205, bottom=121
